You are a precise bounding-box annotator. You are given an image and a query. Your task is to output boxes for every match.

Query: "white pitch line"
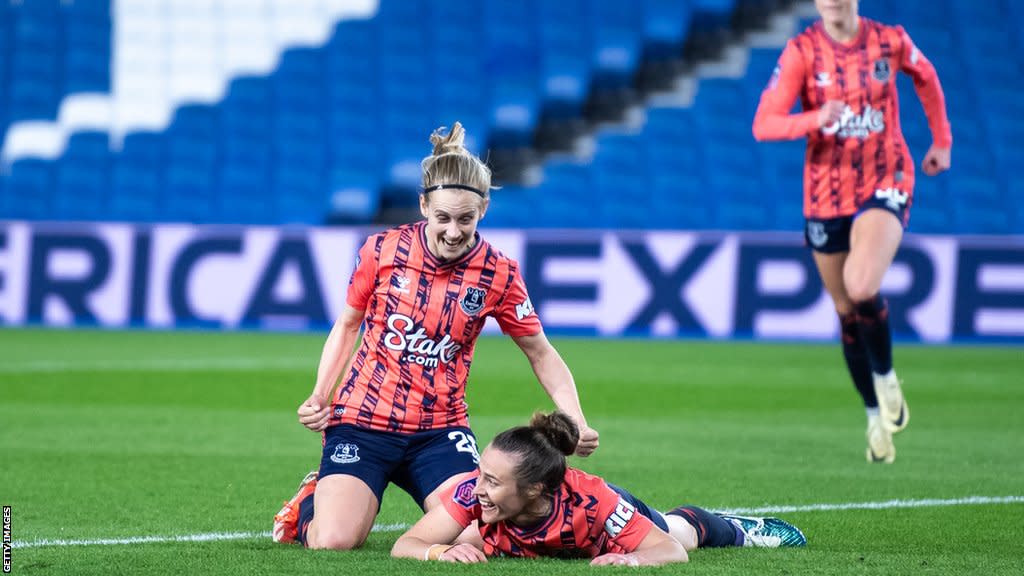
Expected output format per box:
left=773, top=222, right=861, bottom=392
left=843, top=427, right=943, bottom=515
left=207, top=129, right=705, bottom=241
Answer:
left=716, top=495, right=1024, bottom=516
left=11, top=496, right=1022, bottom=550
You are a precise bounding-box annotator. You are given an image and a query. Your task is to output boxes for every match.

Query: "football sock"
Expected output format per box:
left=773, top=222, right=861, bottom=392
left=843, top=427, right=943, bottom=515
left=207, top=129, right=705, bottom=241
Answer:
left=854, top=294, right=893, bottom=375
left=666, top=506, right=743, bottom=548
left=841, top=311, right=878, bottom=408
left=296, top=493, right=315, bottom=547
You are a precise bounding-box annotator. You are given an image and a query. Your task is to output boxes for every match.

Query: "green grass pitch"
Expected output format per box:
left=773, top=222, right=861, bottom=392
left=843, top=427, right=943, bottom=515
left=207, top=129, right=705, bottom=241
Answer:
left=1, top=328, right=1022, bottom=575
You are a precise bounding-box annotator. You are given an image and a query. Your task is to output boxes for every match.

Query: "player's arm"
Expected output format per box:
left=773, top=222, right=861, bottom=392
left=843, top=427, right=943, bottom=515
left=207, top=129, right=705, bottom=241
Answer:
left=591, top=527, right=689, bottom=567
left=391, top=506, right=487, bottom=563
left=513, top=331, right=599, bottom=457
left=297, top=304, right=364, bottom=431
left=897, top=26, right=952, bottom=175
left=753, top=40, right=842, bottom=141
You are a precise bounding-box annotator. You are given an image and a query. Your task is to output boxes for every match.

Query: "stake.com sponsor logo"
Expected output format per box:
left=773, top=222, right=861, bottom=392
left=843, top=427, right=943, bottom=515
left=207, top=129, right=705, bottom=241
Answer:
left=383, top=313, right=462, bottom=368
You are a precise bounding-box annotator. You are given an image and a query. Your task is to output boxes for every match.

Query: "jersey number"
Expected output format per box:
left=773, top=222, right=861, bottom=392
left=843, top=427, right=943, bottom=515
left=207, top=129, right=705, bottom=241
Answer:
left=448, top=431, right=480, bottom=464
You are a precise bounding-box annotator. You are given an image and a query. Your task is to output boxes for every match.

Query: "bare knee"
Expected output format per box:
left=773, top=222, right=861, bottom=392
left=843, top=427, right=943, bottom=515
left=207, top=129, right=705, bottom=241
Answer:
left=306, top=527, right=367, bottom=550
left=843, top=268, right=879, bottom=303
left=845, top=280, right=877, bottom=303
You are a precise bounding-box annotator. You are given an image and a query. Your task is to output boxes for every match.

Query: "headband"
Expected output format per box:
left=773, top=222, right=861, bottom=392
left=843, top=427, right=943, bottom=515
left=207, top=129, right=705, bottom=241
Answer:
left=421, top=184, right=486, bottom=198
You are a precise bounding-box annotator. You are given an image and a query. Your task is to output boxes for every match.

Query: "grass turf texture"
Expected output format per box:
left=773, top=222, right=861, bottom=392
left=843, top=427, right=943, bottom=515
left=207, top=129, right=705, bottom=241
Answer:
left=1, top=328, right=1022, bottom=575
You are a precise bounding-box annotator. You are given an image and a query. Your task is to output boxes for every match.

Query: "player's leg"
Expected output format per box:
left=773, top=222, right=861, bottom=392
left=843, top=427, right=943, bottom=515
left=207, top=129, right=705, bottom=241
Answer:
left=661, top=512, right=699, bottom=550
left=816, top=248, right=894, bottom=462
left=663, top=506, right=741, bottom=549
left=663, top=506, right=806, bottom=549
left=813, top=249, right=879, bottom=411
left=808, top=216, right=893, bottom=462
left=846, top=207, right=909, bottom=434
left=302, top=475, right=379, bottom=549
left=274, top=424, right=399, bottom=549
left=808, top=217, right=879, bottom=411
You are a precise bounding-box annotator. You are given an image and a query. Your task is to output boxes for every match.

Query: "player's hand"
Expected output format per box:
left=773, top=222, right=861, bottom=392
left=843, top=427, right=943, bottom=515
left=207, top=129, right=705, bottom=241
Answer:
left=817, top=100, right=845, bottom=128
left=575, top=425, right=600, bottom=458
left=921, top=145, right=951, bottom=176
left=297, top=393, right=331, bottom=432
left=438, top=543, right=488, bottom=563
left=591, top=553, right=640, bottom=567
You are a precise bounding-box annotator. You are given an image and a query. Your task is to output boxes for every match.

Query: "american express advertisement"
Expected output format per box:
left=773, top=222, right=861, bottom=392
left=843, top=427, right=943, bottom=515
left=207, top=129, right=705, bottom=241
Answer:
left=0, top=222, right=1021, bottom=342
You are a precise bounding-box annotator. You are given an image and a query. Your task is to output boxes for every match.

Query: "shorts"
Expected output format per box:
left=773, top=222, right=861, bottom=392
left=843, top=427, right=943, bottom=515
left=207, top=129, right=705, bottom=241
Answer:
left=608, top=483, right=670, bottom=532
left=319, top=424, right=480, bottom=509
left=804, top=191, right=910, bottom=254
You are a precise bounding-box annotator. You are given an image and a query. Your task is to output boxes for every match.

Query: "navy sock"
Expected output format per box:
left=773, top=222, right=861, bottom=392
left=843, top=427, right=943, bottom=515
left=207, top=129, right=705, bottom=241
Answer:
left=841, top=312, right=878, bottom=407
left=296, top=493, right=315, bottom=547
left=667, top=506, right=742, bottom=548
left=855, top=294, right=893, bottom=375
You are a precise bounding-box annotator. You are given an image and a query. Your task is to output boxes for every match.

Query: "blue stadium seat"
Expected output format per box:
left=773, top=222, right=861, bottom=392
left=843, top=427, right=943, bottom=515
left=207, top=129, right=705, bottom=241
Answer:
left=591, top=0, right=643, bottom=89
left=219, top=164, right=273, bottom=225
left=55, top=132, right=110, bottom=221
left=164, top=166, right=216, bottom=223
left=274, top=160, right=326, bottom=225
left=537, top=1, right=592, bottom=119
left=5, top=159, right=53, bottom=219
left=328, top=169, right=381, bottom=224
left=691, top=0, right=735, bottom=31
left=642, top=0, right=692, bottom=59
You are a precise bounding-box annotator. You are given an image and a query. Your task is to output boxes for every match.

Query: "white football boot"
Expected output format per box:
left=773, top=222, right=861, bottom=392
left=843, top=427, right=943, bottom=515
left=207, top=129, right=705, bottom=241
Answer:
left=866, top=415, right=895, bottom=464
left=873, top=370, right=909, bottom=433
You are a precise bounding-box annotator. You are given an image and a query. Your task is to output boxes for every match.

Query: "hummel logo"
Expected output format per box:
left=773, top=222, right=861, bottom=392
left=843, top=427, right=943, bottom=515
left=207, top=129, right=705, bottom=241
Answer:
left=391, top=275, right=411, bottom=294
left=815, top=72, right=832, bottom=87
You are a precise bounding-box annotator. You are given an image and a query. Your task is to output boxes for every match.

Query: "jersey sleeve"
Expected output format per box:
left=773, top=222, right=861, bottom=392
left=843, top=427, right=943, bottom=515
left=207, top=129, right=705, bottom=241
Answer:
left=595, top=482, right=656, bottom=554
left=345, top=234, right=381, bottom=310
left=752, top=39, right=821, bottom=141
left=896, top=26, right=953, bottom=148
left=493, top=261, right=542, bottom=337
left=439, top=472, right=482, bottom=528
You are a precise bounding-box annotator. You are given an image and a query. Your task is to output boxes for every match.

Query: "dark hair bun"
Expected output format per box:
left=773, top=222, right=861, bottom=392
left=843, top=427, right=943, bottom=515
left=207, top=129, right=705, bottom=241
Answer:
left=529, top=411, right=579, bottom=456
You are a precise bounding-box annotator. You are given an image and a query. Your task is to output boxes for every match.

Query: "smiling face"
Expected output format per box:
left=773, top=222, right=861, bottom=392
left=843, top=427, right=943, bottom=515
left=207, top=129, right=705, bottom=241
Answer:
left=473, top=446, right=542, bottom=525
left=420, top=187, right=488, bottom=261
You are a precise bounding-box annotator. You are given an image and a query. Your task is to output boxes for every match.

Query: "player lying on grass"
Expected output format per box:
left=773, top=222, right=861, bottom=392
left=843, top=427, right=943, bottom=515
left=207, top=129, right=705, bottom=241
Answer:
left=391, top=411, right=806, bottom=566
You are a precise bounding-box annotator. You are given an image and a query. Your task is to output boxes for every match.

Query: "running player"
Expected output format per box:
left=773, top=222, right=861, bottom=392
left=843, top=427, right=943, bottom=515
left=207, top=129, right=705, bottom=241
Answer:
left=392, top=411, right=806, bottom=565
left=272, top=122, right=599, bottom=549
left=752, top=0, right=952, bottom=463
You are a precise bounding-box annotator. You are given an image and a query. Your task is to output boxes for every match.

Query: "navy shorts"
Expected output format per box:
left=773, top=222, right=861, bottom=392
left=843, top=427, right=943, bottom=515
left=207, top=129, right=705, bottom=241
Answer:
left=319, top=424, right=480, bottom=509
left=608, top=483, right=669, bottom=532
left=804, top=191, right=910, bottom=254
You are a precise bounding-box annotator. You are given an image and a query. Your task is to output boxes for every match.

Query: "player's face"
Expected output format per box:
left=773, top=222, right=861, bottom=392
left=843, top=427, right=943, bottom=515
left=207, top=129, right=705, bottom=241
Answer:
left=814, top=0, right=857, bottom=22
left=420, top=188, right=489, bottom=261
left=473, top=447, right=536, bottom=525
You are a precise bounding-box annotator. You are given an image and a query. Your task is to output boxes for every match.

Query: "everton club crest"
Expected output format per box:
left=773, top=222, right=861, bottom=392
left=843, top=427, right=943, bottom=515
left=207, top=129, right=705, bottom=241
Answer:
left=872, top=58, right=891, bottom=83
left=460, top=286, right=487, bottom=316
left=330, top=443, right=360, bottom=464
